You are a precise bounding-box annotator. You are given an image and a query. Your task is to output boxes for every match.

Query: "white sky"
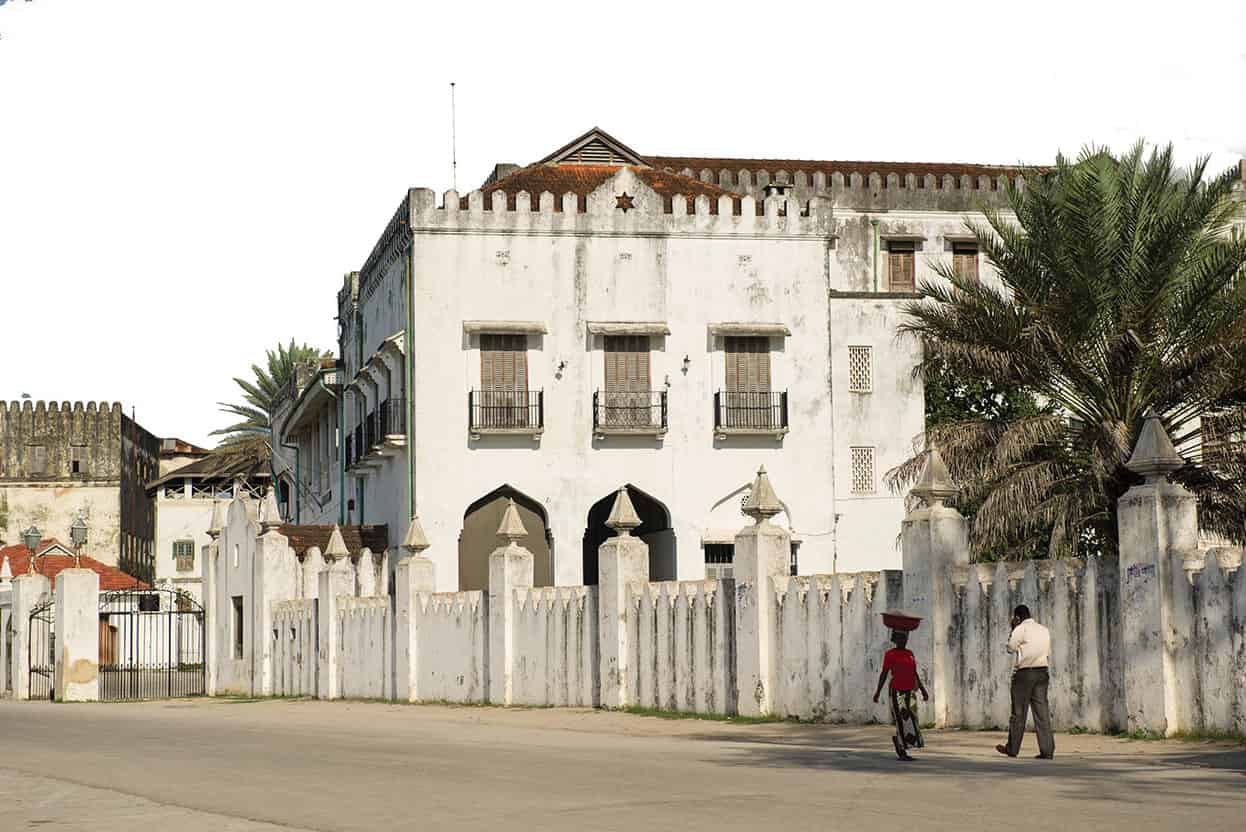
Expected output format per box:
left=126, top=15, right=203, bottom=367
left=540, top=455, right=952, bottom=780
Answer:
left=2, top=0, right=1243, bottom=448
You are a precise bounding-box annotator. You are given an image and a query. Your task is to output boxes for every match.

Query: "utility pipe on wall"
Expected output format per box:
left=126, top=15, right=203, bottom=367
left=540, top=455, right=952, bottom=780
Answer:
left=871, top=218, right=880, bottom=292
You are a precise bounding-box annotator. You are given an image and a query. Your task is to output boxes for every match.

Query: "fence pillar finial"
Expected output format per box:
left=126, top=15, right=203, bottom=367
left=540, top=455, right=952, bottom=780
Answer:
left=605, top=486, right=642, bottom=536
left=259, top=487, right=283, bottom=533
left=207, top=500, right=225, bottom=540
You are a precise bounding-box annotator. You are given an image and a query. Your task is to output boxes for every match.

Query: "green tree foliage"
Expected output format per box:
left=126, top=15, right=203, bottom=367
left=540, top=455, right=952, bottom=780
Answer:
left=890, top=143, right=1246, bottom=559
left=211, top=340, right=329, bottom=463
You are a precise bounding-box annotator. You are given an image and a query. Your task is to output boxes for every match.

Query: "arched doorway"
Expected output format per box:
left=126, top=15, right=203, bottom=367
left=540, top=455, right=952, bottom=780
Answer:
left=582, top=485, right=675, bottom=585
left=458, top=485, right=553, bottom=591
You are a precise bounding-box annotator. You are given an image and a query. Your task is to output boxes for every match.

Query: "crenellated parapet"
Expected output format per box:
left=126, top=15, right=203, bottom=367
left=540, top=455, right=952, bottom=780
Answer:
left=404, top=167, right=836, bottom=240
left=0, top=400, right=124, bottom=481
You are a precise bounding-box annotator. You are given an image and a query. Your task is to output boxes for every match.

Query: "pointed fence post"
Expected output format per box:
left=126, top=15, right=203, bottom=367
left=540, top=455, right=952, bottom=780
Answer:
left=254, top=488, right=297, bottom=697
left=733, top=467, right=791, bottom=717
left=488, top=499, right=534, bottom=706
left=395, top=517, right=436, bottom=702
left=1118, top=410, right=1197, bottom=735
left=597, top=486, right=650, bottom=708
left=203, top=500, right=224, bottom=696
left=317, top=525, right=354, bottom=700
left=900, top=446, right=969, bottom=727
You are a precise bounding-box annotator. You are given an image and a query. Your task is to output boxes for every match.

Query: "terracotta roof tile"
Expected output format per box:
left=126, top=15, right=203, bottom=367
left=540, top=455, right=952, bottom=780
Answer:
left=644, top=155, right=1034, bottom=184
left=473, top=164, right=735, bottom=211
left=0, top=539, right=149, bottom=590
left=278, top=524, right=389, bottom=558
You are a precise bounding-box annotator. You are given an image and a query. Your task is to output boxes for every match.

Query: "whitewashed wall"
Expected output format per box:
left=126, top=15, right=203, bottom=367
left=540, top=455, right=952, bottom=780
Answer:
left=511, top=586, right=597, bottom=707
left=198, top=476, right=1246, bottom=737
left=338, top=597, right=390, bottom=700
left=272, top=599, right=317, bottom=697
left=626, top=580, right=733, bottom=714
left=944, top=559, right=1122, bottom=732
left=772, top=571, right=902, bottom=723
left=413, top=591, right=487, bottom=702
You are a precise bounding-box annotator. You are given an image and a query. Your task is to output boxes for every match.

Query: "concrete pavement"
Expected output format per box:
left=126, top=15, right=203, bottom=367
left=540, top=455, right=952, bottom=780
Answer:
left=0, top=698, right=1242, bottom=831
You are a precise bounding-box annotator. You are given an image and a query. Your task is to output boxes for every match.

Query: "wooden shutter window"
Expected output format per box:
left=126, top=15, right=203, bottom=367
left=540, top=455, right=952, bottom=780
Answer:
left=604, top=335, right=651, bottom=425
left=480, top=334, right=527, bottom=391
left=479, top=334, right=529, bottom=427
left=888, top=241, right=916, bottom=291
left=725, top=336, right=770, bottom=392
left=952, top=243, right=979, bottom=284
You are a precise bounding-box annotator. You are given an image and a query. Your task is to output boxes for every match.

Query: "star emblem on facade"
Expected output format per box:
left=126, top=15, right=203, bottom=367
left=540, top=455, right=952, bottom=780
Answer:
left=615, top=192, right=635, bottom=212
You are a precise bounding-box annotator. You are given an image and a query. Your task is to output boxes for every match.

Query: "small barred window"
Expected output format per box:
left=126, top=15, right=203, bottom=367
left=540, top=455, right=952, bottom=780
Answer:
left=850, top=447, right=875, bottom=494
left=848, top=346, right=873, bottom=393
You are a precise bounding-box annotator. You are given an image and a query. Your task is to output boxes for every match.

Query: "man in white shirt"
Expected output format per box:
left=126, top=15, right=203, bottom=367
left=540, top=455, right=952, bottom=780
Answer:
left=996, top=604, right=1055, bottom=759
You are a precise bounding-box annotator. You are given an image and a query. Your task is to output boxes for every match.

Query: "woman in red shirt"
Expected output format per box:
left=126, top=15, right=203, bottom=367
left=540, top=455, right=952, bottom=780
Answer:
left=873, top=630, right=930, bottom=761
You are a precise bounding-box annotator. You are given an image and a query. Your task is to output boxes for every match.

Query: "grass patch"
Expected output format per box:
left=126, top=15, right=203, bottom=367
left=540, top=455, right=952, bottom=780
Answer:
left=615, top=705, right=800, bottom=725
left=1110, top=728, right=1246, bottom=745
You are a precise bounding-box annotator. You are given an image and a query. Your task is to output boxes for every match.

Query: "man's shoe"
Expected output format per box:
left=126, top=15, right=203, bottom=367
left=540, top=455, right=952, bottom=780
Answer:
left=1035, top=754, right=1054, bottom=760
left=995, top=744, right=1016, bottom=757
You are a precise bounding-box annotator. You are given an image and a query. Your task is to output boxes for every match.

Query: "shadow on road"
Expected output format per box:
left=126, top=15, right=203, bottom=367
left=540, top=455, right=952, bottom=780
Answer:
left=676, top=726, right=1246, bottom=808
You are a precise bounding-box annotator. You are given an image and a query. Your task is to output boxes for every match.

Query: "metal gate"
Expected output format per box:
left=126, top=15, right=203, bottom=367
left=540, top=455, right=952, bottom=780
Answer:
left=28, top=598, right=54, bottom=701
left=99, top=587, right=205, bottom=701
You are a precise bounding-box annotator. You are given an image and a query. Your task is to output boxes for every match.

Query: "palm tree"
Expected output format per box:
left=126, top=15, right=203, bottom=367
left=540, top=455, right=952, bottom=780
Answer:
left=211, top=340, right=329, bottom=463
left=889, top=143, right=1246, bottom=559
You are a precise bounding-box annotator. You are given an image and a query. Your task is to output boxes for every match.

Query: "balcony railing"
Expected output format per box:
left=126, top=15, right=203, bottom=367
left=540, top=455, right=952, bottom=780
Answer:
left=469, top=389, right=543, bottom=432
left=378, top=398, right=406, bottom=438
left=593, top=390, right=667, bottom=433
left=714, top=390, right=788, bottom=432
left=364, top=410, right=377, bottom=450
left=352, top=424, right=363, bottom=466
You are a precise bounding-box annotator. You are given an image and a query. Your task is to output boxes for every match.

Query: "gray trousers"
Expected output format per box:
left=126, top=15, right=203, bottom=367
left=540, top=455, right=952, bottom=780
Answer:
left=1006, top=667, right=1055, bottom=757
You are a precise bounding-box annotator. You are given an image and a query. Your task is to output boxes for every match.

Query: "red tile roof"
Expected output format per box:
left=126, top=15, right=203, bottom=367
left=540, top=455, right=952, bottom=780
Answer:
left=0, top=539, right=149, bottom=590
left=278, top=524, right=389, bottom=558
left=644, top=155, right=1033, bottom=185
left=474, top=163, right=735, bottom=210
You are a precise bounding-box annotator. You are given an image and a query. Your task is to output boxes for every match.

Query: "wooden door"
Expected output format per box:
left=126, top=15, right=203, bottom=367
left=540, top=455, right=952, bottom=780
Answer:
left=604, top=335, right=651, bottom=425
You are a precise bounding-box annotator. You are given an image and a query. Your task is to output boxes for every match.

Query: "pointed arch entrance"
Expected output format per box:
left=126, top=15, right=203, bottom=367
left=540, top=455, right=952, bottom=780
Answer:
left=582, top=485, right=675, bottom=585
left=459, top=485, right=553, bottom=591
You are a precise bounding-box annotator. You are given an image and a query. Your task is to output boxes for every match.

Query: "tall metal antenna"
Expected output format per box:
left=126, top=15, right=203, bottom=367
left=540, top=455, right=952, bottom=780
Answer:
left=450, top=81, right=458, bottom=192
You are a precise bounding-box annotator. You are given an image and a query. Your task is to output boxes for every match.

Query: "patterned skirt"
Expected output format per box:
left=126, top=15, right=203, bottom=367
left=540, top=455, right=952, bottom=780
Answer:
left=890, top=688, right=924, bottom=752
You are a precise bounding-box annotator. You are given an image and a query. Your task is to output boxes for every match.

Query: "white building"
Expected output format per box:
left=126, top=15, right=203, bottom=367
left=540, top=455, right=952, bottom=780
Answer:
left=148, top=439, right=268, bottom=603
left=281, top=127, right=1032, bottom=590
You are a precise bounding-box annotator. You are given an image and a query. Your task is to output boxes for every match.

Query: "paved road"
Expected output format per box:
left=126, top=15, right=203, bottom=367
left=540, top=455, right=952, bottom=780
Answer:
left=1, top=699, right=1243, bottom=831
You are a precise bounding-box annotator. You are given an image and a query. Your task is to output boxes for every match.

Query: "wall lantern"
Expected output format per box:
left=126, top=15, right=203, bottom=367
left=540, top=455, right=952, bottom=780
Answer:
left=70, top=512, right=89, bottom=567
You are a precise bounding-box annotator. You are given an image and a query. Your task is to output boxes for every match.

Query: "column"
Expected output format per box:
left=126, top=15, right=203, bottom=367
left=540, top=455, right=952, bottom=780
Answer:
left=900, top=446, right=969, bottom=727
left=10, top=572, right=51, bottom=701
left=733, top=467, right=791, bottom=717
left=394, top=518, right=436, bottom=702
left=317, top=526, right=355, bottom=700
left=1117, top=410, right=1197, bottom=735
left=54, top=568, right=100, bottom=702
left=488, top=499, right=534, bottom=706
left=597, top=487, right=650, bottom=708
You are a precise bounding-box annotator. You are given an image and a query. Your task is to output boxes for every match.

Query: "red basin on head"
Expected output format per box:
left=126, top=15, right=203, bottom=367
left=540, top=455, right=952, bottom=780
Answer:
left=882, top=612, right=923, bottom=631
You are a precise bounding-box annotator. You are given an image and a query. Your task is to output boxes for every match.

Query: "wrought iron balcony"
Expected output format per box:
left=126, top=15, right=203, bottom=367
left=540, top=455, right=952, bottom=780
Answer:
left=378, top=398, right=406, bottom=438
left=593, top=390, right=667, bottom=437
left=469, top=389, right=543, bottom=436
left=714, top=390, right=789, bottom=436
